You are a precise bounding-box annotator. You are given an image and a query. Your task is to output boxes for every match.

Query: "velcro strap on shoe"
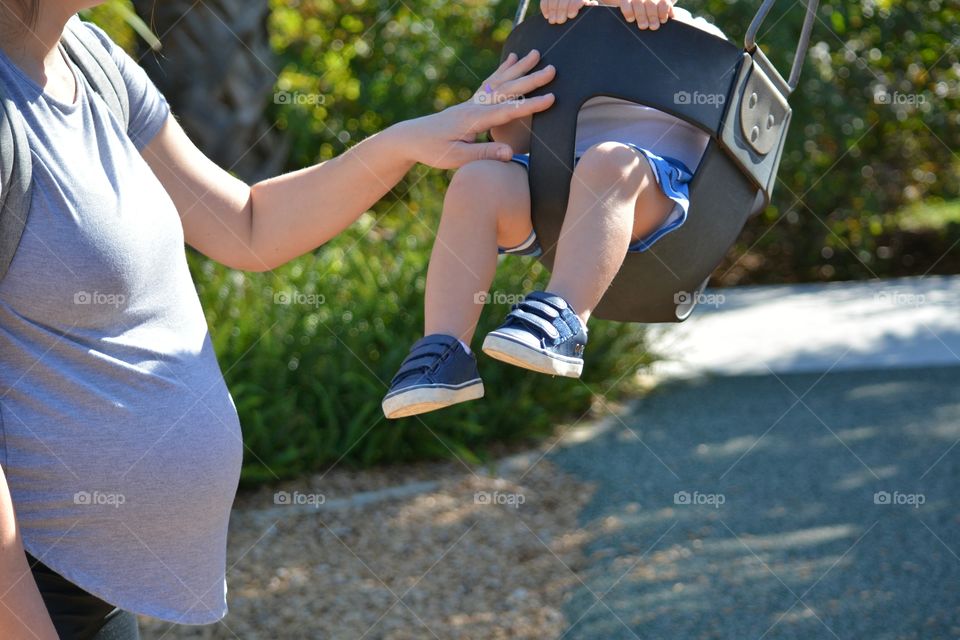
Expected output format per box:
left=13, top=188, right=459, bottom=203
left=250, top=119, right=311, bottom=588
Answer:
left=519, top=299, right=560, bottom=320
left=394, top=355, right=439, bottom=378
left=391, top=335, right=459, bottom=384
left=506, top=308, right=561, bottom=340
left=526, top=290, right=569, bottom=310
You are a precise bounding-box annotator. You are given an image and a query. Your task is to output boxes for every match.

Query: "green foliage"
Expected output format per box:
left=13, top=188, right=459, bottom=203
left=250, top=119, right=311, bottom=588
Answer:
left=268, top=0, right=513, bottom=167
left=192, top=172, right=649, bottom=485
left=81, top=0, right=159, bottom=52
left=686, top=0, right=960, bottom=283
left=269, top=0, right=959, bottom=284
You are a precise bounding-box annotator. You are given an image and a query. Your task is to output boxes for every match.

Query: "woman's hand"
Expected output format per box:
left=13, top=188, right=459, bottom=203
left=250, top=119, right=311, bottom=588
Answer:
left=397, top=50, right=556, bottom=170
left=541, top=0, right=598, bottom=24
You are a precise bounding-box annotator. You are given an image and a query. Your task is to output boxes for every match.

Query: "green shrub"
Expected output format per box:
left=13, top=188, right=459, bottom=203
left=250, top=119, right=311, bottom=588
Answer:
left=191, top=171, right=651, bottom=485
left=269, top=0, right=960, bottom=285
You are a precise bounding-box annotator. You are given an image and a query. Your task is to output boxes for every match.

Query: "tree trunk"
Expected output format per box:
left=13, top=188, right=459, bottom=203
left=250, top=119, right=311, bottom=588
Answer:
left=132, top=0, right=288, bottom=182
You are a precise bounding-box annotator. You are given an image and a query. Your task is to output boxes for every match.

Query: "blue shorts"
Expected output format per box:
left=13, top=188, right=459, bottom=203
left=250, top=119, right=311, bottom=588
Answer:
left=498, top=143, right=694, bottom=257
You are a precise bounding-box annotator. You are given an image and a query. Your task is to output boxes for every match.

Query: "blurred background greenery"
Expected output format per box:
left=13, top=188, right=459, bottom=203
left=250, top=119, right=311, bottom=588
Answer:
left=84, top=0, right=958, bottom=483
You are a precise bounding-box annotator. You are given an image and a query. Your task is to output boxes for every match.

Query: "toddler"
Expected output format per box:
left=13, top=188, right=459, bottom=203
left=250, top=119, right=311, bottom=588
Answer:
left=383, top=1, right=726, bottom=418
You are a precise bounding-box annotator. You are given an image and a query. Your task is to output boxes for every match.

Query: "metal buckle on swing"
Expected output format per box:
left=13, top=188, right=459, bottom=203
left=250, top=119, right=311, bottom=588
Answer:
left=738, top=51, right=790, bottom=156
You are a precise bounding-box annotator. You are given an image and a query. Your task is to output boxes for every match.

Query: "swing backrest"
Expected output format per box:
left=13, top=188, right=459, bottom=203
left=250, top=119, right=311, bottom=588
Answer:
left=501, top=0, right=818, bottom=323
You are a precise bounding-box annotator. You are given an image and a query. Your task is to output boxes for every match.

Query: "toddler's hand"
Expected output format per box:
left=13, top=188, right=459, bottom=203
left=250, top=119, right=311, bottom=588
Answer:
left=608, top=0, right=675, bottom=30
left=541, top=0, right=599, bottom=25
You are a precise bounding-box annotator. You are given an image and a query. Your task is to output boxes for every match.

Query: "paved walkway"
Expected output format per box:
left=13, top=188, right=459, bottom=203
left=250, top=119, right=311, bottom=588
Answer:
left=549, top=276, right=960, bottom=639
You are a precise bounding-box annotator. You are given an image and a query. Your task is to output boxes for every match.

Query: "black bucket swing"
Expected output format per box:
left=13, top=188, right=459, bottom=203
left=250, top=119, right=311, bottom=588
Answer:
left=500, top=0, right=819, bottom=323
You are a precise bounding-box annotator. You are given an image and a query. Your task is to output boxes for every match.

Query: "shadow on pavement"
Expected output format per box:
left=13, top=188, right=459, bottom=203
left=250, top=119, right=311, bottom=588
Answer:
left=550, top=366, right=960, bottom=640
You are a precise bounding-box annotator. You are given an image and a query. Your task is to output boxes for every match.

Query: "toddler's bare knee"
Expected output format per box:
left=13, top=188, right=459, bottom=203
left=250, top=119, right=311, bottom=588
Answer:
left=574, top=142, right=650, bottom=187
left=448, top=161, right=517, bottom=203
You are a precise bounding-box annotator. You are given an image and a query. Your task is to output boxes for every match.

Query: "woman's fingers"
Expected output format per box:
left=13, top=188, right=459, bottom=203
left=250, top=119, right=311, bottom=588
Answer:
left=449, top=140, right=515, bottom=166
left=495, top=64, right=557, bottom=99
left=491, top=49, right=542, bottom=85
left=619, top=0, right=636, bottom=23
left=493, top=52, right=518, bottom=76
left=477, top=93, right=556, bottom=130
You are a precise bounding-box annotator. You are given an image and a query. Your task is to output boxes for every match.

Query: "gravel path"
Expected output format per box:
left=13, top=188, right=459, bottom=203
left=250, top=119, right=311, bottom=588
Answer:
left=139, top=458, right=597, bottom=639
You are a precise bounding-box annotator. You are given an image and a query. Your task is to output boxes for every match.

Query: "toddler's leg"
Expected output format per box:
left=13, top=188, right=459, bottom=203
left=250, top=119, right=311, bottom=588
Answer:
left=424, top=160, right=532, bottom=344
left=546, top=142, right=674, bottom=323
left=381, top=160, right=532, bottom=419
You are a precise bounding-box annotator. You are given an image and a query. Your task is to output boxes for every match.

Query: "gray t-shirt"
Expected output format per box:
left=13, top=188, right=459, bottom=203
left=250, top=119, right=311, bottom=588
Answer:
left=0, top=20, right=243, bottom=624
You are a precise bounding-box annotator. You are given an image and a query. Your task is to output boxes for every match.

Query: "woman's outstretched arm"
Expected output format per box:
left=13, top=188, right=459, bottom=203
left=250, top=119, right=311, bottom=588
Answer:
left=143, top=51, right=555, bottom=272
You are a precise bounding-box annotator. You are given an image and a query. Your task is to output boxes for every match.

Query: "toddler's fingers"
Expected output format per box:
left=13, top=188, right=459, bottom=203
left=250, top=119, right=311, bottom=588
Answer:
left=554, top=0, right=571, bottom=24
left=634, top=0, right=649, bottom=28
left=619, top=0, right=635, bottom=22
left=540, top=0, right=552, bottom=21
left=547, top=0, right=562, bottom=22
left=658, top=0, right=671, bottom=23
left=644, top=0, right=661, bottom=29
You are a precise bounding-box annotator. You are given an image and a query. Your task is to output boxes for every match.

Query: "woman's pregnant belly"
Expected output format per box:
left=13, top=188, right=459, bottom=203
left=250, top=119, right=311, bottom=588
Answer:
left=0, top=308, right=244, bottom=620
left=1, top=330, right=243, bottom=539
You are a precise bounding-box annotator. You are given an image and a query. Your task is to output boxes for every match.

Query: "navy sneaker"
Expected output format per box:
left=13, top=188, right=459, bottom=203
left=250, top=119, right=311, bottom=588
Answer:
left=382, top=334, right=484, bottom=419
left=482, top=291, right=587, bottom=378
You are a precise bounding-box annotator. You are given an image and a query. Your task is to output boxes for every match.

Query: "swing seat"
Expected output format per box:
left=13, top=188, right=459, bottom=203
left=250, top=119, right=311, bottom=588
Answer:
left=501, top=0, right=818, bottom=322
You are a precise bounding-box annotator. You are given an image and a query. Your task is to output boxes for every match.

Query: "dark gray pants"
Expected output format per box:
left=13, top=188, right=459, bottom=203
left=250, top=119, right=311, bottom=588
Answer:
left=26, top=553, right=139, bottom=640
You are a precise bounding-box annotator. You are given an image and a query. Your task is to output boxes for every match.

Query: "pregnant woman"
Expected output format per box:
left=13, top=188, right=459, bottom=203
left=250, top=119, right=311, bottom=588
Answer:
left=0, top=1, right=555, bottom=638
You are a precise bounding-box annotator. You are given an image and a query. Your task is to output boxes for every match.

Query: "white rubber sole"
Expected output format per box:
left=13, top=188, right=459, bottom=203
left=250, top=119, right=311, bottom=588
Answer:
left=382, top=382, right=485, bottom=419
left=482, top=334, right=583, bottom=378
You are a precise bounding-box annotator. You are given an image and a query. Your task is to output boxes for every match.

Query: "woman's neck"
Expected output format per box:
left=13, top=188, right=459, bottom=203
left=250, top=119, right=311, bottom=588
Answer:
left=1, top=4, right=74, bottom=77
left=1, top=5, right=76, bottom=99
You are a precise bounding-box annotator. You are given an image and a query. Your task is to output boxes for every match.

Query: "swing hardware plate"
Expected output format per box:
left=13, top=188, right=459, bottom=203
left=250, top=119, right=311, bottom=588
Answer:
left=739, top=60, right=789, bottom=155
